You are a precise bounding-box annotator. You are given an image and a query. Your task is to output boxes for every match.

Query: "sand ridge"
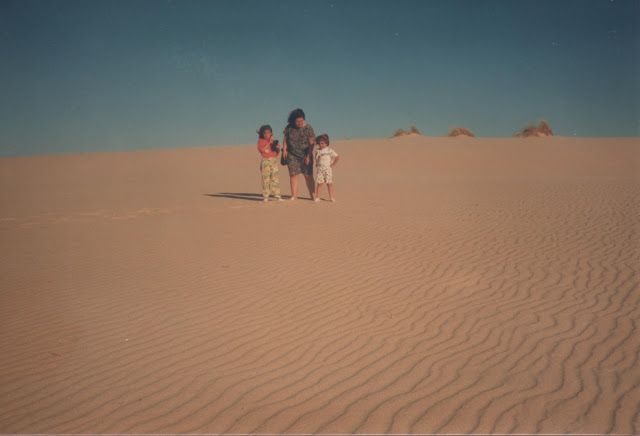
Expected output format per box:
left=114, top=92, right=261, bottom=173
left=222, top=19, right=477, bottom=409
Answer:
left=0, top=136, right=639, bottom=434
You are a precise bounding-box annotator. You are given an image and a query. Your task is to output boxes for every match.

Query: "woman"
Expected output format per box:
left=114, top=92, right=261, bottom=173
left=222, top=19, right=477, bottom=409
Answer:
left=282, top=108, right=316, bottom=200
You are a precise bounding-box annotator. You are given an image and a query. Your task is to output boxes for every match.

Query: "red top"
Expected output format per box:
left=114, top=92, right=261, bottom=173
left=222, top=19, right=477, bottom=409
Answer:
left=257, top=138, right=278, bottom=158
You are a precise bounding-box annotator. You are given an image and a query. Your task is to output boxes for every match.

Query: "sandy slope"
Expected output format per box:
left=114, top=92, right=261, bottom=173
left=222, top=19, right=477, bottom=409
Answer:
left=0, top=136, right=639, bottom=434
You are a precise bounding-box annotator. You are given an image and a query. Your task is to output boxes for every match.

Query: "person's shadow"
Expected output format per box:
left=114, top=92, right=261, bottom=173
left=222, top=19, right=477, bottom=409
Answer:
left=205, top=193, right=314, bottom=202
left=205, top=192, right=266, bottom=202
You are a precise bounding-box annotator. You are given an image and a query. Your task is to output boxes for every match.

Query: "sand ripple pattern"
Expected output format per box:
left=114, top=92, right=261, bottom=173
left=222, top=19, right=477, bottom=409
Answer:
left=0, top=139, right=639, bottom=434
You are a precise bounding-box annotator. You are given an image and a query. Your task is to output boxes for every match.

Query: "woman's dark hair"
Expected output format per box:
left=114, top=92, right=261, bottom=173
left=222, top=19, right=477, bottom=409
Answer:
left=257, top=124, right=272, bottom=139
left=287, top=108, right=306, bottom=128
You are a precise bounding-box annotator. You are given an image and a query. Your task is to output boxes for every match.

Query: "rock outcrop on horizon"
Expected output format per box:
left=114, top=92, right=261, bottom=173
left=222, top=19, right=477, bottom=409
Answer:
left=448, top=127, right=476, bottom=137
left=392, top=125, right=422, bottom=137
left=515, top=120, right=553, bottom=137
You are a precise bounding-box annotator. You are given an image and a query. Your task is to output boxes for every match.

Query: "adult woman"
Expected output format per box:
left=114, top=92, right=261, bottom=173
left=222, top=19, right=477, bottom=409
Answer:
left=282, top=108, right=316, bottom=200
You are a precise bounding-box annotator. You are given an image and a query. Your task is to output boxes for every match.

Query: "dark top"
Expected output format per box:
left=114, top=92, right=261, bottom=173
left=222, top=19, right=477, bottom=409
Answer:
left=285, top=124, right=315, bottom=159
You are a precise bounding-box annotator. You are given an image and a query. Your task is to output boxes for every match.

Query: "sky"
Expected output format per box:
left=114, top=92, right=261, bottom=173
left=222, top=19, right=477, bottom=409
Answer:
left=0, top=0, right=638, bottom=156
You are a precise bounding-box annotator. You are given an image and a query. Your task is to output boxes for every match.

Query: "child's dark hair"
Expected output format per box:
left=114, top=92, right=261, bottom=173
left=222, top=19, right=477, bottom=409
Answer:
left=257, top=124, right=272, bottom=139
left=316, top=133, right=330, bottom=145
left=287, top=108, right=306, bottom=128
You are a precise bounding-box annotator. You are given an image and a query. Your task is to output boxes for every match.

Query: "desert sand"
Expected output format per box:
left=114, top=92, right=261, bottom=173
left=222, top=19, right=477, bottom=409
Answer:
left=0, top=136, right=639, bottom=434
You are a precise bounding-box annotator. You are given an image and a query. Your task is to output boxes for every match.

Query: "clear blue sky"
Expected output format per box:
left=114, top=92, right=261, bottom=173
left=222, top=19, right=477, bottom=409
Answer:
left=1, top=0, right=638, bottom=156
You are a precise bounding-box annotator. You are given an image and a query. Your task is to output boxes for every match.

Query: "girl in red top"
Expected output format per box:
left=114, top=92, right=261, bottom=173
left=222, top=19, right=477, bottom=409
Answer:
left=257, top=125, right=282, bottom=202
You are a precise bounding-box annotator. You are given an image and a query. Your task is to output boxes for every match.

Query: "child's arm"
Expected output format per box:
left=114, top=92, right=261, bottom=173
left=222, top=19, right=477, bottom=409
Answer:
left=331, top=155, right=340, bottom=167
left=257, top=140, right=263, bottom=172
left=257, top=139, right=272, bottom=157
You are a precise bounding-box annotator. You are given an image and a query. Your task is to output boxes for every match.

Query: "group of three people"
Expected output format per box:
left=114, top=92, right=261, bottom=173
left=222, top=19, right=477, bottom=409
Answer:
left=257, top=108, right=339, bottom=202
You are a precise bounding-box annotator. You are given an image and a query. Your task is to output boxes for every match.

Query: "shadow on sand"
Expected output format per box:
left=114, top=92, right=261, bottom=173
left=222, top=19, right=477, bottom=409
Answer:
left=205, top=193, right=265, bottom=202
left=205, top=193, right=315, bottom=202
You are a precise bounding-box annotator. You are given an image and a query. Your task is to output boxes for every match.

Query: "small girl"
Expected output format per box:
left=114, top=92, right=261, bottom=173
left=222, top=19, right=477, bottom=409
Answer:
left=257, top=125, right=282, bottom=202
left=313, top=133, right=339, bottom=202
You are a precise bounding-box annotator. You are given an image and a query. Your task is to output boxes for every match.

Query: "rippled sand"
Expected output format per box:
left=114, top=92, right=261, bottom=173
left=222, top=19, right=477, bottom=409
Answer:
left=1, top=136, right=638, bottom=434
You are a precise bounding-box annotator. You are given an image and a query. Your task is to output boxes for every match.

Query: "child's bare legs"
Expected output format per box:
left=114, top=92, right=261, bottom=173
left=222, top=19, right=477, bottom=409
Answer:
left=327, top=183, right=335, bottom=201
left=314, top=182, right=323, bottom=202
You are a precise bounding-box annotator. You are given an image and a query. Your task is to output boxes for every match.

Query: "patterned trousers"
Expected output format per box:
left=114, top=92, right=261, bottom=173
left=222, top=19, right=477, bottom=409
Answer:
left=261, top=157, right=281, bottom=198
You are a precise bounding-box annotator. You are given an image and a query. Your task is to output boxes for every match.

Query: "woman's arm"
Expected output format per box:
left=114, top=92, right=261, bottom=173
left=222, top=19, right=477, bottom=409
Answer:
left=305, top=127, right=316, bottom=163
left=305, top=143, right=315, bottom=165
left=282, top=128, right=288, bottom=157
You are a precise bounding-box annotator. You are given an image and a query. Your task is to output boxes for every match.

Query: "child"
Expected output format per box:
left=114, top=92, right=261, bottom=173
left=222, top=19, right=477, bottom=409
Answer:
left=257, top=125, right=282, bottom=202
left=313, top=134, right=339, bottom=202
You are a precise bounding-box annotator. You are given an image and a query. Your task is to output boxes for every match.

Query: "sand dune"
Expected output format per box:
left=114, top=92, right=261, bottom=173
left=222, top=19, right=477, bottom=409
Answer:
left=0, top=136, right=639, bottom=434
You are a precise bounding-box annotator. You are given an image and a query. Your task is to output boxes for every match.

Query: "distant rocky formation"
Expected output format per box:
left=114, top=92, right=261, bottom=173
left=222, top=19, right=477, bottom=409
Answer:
left=392, top=125, right=422, bottom=137
left=448, top=127, right=476, bottom=137
left=515, top=120, right=553, bottom=137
